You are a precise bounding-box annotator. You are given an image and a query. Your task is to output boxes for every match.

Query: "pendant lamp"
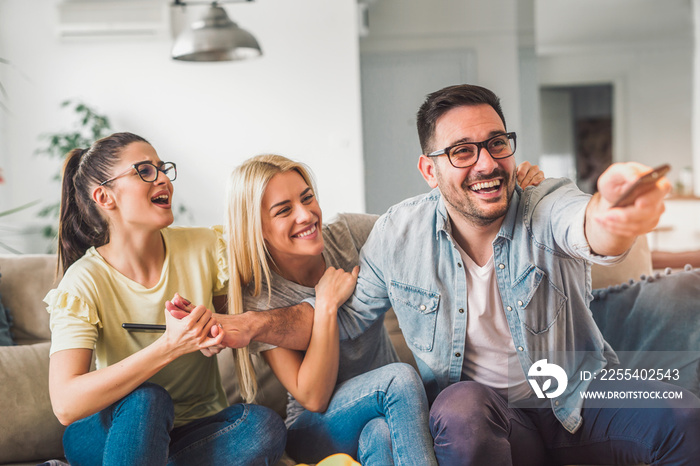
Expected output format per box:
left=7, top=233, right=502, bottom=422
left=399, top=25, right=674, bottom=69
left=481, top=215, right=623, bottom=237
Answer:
left=172, top=1, right=262, bottom=62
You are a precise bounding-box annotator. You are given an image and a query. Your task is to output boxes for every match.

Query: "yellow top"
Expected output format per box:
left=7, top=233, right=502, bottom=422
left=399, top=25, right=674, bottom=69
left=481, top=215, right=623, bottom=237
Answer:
left=44, top=226, right=229, bottom=427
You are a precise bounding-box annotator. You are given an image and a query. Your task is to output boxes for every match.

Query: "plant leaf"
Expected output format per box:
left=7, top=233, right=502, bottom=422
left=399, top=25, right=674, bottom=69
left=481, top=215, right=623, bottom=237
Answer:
left=0, top=200, right=41, bottom=217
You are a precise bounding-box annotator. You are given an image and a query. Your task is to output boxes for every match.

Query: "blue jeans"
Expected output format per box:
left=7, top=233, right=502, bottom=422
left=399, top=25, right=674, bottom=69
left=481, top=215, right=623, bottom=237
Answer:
left=430, top=380, right=700, bottom=465
left=286, top=363, right=437, bottom=466
left=63, top=383, right=286, bottom=466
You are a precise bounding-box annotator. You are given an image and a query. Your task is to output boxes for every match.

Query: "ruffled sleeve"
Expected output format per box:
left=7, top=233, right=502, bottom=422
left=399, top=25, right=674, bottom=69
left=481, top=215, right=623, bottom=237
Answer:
left=211, top=225, right=230, bottom=295
left=44, top=288, right=102, bottom=328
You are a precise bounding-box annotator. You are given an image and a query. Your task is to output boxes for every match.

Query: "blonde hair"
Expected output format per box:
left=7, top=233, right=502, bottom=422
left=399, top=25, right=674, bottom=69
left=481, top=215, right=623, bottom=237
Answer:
left=225, top=154, right=317, bottom=403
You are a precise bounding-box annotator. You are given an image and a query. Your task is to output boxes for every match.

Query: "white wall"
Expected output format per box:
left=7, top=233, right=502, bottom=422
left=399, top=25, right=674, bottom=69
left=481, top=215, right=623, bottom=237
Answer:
left=539, top=88, right=575, bottom=180
left=536, top=0, right=694, bottom=188
left=359, top=0, right=694, bottom=189
left=0, top=0, right=364, bottom=240
left=360, top=0, right=525, bottom=141
left=357, top=0, right=536, bottom=213
left=537, top=47, right=693, bottom=185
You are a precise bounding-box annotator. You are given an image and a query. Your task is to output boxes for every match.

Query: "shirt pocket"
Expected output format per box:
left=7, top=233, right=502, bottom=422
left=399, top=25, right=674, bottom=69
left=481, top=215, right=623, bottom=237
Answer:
left=389, top=281, right=440, bottom=352
left=511, top=265, right=567, bottom=335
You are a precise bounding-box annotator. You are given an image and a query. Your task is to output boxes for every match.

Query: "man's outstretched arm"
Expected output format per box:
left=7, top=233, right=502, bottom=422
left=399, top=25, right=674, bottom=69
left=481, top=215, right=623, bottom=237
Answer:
left=169, top=294, right=314, bottom=351
left=217, top=303, right=314, bottom=350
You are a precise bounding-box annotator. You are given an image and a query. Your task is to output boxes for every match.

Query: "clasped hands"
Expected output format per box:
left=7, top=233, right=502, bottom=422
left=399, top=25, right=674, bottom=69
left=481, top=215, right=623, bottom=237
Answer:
left=165, top=293, right=227, bottom=357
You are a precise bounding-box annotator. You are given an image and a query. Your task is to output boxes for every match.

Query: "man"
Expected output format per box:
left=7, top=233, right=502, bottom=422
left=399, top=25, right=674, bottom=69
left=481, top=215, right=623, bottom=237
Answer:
left=328, top=84, right=699, bottom=464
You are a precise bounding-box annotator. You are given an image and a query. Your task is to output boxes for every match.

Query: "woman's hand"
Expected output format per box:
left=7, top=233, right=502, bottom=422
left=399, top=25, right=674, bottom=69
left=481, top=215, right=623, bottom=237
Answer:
left=314, top=266, right=360, bottom=314
left=165, top=294, right=225, bottom=356
left=162, top=304, right=224, bottom=358
left=516, top=161, right=545, bottom=188
left=263, top=266, right=358, bottom=413
left=49, top=302, right=224, bottom=426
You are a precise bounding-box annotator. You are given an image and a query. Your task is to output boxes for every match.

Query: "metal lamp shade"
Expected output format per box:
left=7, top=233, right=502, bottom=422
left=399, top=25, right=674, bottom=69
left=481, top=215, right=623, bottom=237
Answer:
left=172, top=5, right=262, bottom=62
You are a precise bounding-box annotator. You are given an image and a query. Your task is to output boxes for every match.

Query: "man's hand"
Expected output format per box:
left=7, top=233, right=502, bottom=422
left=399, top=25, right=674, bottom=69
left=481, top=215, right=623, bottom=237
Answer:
left=168, top=293, right=315, bottom=351
left=516, top=161, right=545, bottom=188
left=216, top=315, right=255, bottom=349
left=586, top=162, right=671, bottom=255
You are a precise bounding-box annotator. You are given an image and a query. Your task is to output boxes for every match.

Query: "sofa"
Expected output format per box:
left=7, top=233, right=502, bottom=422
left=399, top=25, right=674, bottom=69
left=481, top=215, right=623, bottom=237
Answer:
left=0, top=237, right=690, bottom=465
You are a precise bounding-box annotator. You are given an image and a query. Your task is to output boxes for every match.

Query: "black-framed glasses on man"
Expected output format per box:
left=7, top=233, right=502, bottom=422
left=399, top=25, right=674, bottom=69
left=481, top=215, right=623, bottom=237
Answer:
left=99, top=162, right=177, bottom=186
left=426, top=132, right=517, bottom=168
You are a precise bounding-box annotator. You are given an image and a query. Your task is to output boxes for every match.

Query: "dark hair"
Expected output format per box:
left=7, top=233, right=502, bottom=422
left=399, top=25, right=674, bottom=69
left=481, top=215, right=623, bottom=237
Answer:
left=58, top=132, right=149, bottom=273
left=416, top=84, right=507, bottom=154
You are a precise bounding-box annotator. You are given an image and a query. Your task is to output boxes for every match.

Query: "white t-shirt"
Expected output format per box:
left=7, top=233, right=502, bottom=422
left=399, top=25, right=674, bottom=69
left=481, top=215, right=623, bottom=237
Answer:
left=456, top=244, right=532, bottom=401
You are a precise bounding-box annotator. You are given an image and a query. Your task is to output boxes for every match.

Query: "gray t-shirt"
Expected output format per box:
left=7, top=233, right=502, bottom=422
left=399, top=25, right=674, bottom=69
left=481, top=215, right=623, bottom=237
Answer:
left=245, top=213, right=399, bottom=424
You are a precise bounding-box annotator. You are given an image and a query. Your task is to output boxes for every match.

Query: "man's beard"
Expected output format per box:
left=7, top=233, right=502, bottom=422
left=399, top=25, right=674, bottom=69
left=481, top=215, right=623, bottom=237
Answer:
left=440, top=166, right=516, bottom=228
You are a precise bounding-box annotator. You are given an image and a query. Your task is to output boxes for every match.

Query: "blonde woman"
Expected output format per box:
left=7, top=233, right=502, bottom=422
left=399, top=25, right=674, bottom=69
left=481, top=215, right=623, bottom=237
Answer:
left=223, top=155, right=437, bottom=465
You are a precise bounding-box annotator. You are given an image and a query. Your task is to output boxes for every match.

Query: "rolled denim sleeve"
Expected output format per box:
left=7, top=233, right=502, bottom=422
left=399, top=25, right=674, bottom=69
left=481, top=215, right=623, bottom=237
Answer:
left=527, top=179, right=627, bottom=265
left=335, top=218, right=393, bottom=340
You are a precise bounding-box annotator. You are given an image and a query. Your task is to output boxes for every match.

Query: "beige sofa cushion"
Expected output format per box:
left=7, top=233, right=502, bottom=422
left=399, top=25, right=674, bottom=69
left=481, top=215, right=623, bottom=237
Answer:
left=0, top=254, right=60, bottom=345
left=591, top=235, right=653, bottom=290
left=0, top=342, right=65, bottom=464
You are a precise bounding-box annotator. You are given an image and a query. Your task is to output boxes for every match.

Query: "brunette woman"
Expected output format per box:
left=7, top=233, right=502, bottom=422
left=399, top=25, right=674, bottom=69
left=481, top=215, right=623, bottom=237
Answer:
left=45, top=133, right=286, bottom=465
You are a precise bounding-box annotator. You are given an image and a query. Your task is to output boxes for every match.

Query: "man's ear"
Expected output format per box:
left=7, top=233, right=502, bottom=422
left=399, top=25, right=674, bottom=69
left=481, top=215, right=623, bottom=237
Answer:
left=92, top=186, right=116, bottom=210
left=418, top=154, right=439, bottom=189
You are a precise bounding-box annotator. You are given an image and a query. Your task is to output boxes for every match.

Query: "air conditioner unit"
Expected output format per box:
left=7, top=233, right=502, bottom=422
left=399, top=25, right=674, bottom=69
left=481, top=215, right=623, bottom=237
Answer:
left=57, top=0, right=168, bottom=38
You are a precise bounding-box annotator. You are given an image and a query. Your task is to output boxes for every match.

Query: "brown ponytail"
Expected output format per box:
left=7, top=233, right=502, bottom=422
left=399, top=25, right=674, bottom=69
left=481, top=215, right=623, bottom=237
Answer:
left=57, top=132, right=149, bottom=273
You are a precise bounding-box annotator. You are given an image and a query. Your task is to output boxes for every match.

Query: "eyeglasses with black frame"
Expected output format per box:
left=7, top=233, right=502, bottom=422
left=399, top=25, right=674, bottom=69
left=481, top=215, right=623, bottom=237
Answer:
left=426, top=132, right=517, bottom=168
left=99, top=161, right=177, bottom=186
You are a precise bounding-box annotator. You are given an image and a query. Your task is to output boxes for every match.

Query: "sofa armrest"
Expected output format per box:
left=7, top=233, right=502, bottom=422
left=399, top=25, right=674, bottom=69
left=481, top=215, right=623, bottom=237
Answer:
left=591, top=235, right=653, bottom=289
left=0, top=342, right=65, bottom=464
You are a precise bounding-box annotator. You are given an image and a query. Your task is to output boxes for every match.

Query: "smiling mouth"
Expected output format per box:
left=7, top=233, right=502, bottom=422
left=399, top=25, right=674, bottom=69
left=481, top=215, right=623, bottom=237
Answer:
left=151, top=194, right=170, bottom=205
left=293, top=224, right=317, bottom=238
left=469, top=179, right=502, bottom=194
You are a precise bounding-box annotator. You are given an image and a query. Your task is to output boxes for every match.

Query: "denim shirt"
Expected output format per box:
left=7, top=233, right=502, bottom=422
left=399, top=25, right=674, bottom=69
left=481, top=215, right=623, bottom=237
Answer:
left=337, top=178, right=622, bottom=433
